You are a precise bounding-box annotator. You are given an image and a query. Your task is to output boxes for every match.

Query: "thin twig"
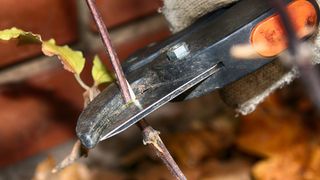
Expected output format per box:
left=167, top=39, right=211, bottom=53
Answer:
left=137, top=120, right=187, bottom=180
left=85, top=0, right=186, bottom=178
left=268, top=0, right=320, bottom=109
left=86, top=0, right=132, bottom=102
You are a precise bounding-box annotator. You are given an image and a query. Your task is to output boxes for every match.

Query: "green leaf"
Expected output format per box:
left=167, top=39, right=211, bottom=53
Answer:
left=92, top=55, right=113, bottom=86
left=0, top=27, right=41, bottom=43
left=42, top=39, right=85, bottom=75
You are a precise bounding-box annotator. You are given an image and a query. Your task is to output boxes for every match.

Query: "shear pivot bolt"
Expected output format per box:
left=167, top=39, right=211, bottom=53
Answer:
left=167, top=42, right=190, bottom=61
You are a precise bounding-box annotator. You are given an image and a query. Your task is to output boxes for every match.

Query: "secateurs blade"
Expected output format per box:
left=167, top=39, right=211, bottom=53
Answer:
left=76, top=0, right=320, bottom=148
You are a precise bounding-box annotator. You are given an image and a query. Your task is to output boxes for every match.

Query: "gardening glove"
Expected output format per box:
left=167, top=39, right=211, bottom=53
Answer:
left=162, top=0, right=320, bottom=115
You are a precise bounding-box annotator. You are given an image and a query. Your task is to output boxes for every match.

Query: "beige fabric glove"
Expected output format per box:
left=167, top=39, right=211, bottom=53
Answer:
left=162, top=0, right=320, bottom=115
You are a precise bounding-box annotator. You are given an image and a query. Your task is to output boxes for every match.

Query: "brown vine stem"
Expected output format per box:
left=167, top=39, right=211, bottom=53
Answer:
left=85, top=0, right=186, bottom=179
left=85, top=0, right=131, bottom=102
left=137, top=121, right=187, bottom=180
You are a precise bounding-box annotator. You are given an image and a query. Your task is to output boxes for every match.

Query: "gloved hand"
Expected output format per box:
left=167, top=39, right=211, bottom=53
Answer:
left=162, top=0, right=320, bottom=115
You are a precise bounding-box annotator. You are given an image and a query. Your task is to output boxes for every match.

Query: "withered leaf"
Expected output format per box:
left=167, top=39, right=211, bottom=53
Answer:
left=0, top=27, right=41, bottom=43
left=42, top=39, right=85, bottom=75
left=0, top=28, right=85, bottom=75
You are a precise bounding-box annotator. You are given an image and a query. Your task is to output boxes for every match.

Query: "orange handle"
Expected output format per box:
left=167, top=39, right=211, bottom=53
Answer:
left=250, top=0, right=318, bottom=57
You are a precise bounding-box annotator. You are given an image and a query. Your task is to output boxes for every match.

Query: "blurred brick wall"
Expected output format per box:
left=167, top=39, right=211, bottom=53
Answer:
left=0, top=0, right=171, bottom=167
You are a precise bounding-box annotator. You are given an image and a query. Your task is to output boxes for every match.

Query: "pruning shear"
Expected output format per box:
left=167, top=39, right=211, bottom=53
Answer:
left=77, top=0, right=320, bottom=148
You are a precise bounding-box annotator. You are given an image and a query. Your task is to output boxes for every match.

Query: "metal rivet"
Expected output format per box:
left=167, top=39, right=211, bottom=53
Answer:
left=167, top=42, right=190, bottom=61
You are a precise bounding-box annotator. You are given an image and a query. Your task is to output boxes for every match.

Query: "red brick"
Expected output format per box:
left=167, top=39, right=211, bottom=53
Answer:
left=0, top=0, right=78, bottom=67
left=92, top=0, right=163, bottom=29
left=0, top=68, right=85, bottom=167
